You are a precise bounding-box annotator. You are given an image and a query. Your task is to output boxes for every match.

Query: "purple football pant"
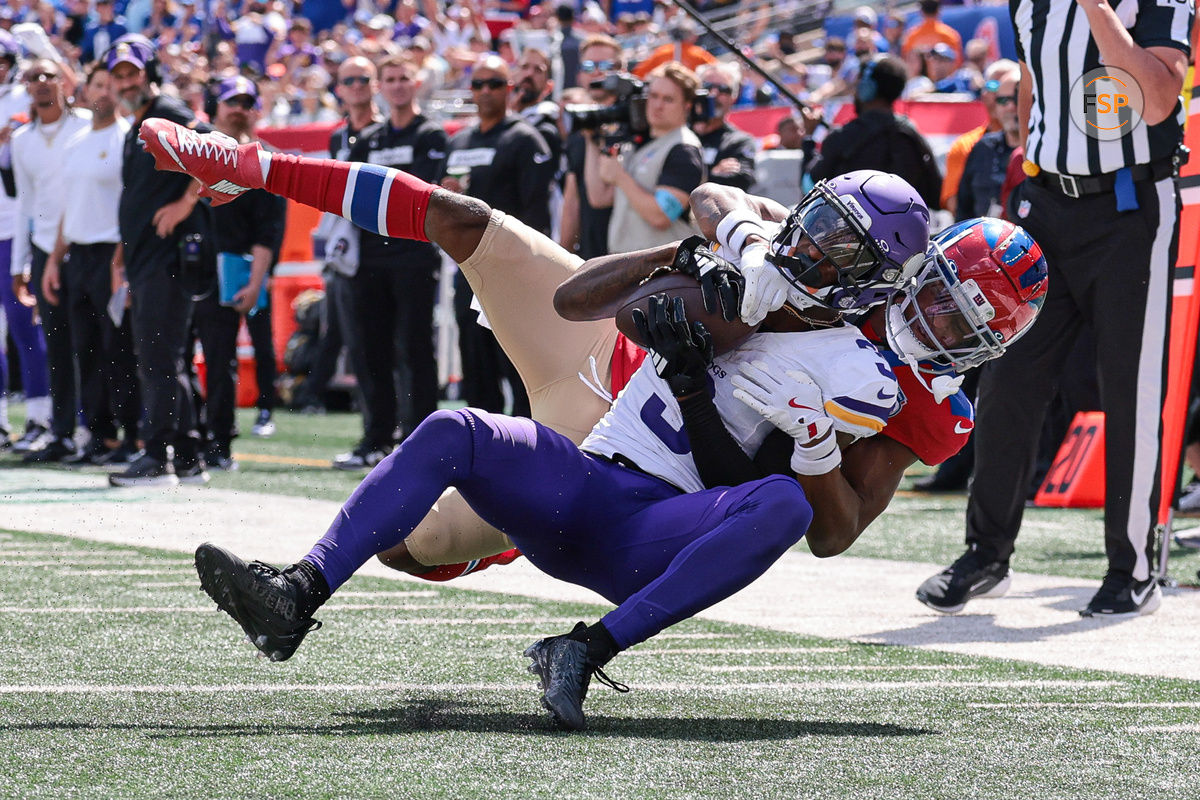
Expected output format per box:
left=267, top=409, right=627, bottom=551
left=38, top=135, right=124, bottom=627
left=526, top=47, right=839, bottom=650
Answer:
left=304, top=408, right=812, bottom=650
left=0, top=238, right=51, bottom=402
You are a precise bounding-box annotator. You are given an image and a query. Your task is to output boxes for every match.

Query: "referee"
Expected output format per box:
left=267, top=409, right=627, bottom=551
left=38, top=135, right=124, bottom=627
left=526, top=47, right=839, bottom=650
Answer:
left=916, top=0, right=1193, bottom=617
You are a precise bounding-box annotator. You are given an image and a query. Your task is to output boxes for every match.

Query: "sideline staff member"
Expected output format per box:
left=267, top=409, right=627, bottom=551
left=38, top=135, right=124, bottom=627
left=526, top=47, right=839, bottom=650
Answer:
left=917, top=0, right=1193, bottom=617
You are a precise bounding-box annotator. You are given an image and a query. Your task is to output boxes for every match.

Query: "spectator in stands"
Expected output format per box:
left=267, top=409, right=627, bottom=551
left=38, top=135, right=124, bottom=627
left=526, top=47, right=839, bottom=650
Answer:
left=852, top=6, right=888, bottom=53
left=964, top=37, right=991, bottom=77
left=556, top=4, right=582, bottom=89
left=883, top=13, right=906, bottom=52
left=957, top=72, right=1019, bottom=221
left=808, top=36, right=858, bottom=104
left=560, top=34, right=623, bottom=259
left=768, top=114, right=803, bottom=150
left=12, top=58, right=92, bottom=464
left=292, top=55, right=380, bottom=417
left=44, top=62, right=140, bottom=466
left=803, top=55, right=942, bottom=211
left=693, top=61, right=756, bottom=191
left=928, top=42, right=977, bottom=94
left=191, top=76, right=286, bottom=471
left=108, top=35, right=212, bottom=486
left=586, top=61, right=706, bottom=254
left=391, top=0, right=430, bottom=47
left=939, top=59, right=1019, bottom=216
left=631, top=17, right=716, bottom=79
left=336, top=56, right=446, bottom=470
left=81, top=0, right=127, bottom=63
left=901, top=48, right=934, bottom=98
left=277, top=18, right=319, bottom=75
left=443, top=54, right=553, bottom=417
left=901, top=0, right=962, bottom=65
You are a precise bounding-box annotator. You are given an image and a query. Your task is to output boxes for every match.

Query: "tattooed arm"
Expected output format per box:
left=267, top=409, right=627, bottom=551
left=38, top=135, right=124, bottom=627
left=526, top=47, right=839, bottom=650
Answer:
left=553, top=242, right=679, bottom=321
left=689, top=182, right=790, bottom=243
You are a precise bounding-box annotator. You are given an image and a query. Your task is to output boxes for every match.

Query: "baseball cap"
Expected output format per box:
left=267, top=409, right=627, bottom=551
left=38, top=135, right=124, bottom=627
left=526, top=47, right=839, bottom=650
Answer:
left=217, top=74, right=260, bottom=105
left=929, top=42, right=956, bottom=60
left=106, top=35, right=155, bottom=70
left=853, top=6, right=877, bottom=27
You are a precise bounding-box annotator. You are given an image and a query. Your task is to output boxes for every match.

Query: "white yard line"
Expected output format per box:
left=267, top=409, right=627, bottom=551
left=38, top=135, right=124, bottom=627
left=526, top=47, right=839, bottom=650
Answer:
left=4, top=469, right=1200, bottom=682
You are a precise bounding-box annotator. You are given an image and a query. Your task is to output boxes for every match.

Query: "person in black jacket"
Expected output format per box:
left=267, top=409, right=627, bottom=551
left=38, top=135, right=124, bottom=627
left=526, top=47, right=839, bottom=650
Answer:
left=333, top=54, right=448, bottom=470
left=804, top=54, right=942, bottom=210
left=107, top=34, right=214, bottom=487
left=191, top=76, right=286, bottom=472
left=442, top=54, right=554, bottom=417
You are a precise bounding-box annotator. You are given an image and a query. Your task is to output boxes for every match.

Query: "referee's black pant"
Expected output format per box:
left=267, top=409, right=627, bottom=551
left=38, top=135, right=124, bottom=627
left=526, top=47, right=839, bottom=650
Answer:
left=967, top=176, right=1178, bottom=582
left=127, top=259, right=200, bottom=463
left=351, top=254, right=440, bottom=448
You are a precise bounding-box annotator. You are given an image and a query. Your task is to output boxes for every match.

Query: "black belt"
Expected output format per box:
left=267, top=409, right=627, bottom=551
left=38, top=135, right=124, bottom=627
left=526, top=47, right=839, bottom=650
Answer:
left=604, top=452, right=651, bottom=476
left=1028, top=159, right=1175, bottom=199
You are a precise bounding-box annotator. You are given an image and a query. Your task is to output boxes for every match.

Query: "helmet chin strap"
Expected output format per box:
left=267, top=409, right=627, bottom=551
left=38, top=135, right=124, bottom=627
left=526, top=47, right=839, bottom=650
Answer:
left=883, top=304, right=964, bottom=405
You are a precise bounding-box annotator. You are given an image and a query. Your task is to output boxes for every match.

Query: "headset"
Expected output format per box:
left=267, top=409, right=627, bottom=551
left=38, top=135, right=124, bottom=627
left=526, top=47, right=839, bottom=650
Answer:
left=856, top=55, right=879, bottom=104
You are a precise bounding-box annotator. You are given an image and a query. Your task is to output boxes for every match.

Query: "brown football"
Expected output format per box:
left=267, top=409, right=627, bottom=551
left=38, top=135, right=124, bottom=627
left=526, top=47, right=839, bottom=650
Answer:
left=614, top=272, right=758, bottom=356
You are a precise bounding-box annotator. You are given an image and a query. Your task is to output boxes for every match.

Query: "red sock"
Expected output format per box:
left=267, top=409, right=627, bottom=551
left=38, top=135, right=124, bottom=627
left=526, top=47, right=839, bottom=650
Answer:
left=413, top=549, right=523, bottom=582
left=264, top=153, right=435, bottom=242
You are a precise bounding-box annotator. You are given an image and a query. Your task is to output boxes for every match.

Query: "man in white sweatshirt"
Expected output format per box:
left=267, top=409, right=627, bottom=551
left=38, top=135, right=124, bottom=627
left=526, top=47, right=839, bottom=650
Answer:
left=42, top=61, right=140, bottom=465
left=10, top=57, right=90, bottom=462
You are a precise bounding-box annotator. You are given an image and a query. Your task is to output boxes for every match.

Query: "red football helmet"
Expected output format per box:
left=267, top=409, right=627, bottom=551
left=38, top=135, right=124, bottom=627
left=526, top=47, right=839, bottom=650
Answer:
left=885, top=217, right=1048, bottom=376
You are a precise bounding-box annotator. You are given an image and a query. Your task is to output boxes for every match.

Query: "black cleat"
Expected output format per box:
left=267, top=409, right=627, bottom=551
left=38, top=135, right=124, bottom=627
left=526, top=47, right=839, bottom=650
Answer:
left=194, top=543, right=321, bottom=661
left=1080, top=571, right=1161, bottom=618
left=524, top=623, right=628, bottom=731
left=916, top=545, right=1012, bottom=614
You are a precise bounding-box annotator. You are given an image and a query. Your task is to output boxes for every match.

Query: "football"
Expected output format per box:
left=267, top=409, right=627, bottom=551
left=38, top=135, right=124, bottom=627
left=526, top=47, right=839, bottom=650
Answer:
left=614, top=272, right=758, bottom=355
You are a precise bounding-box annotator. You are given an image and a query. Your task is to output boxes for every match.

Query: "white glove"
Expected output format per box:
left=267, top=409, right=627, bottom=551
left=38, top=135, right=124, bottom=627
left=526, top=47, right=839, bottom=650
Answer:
left=731, top=362, right=842, bottom=476
left=738, top=243, right=789, bottom=327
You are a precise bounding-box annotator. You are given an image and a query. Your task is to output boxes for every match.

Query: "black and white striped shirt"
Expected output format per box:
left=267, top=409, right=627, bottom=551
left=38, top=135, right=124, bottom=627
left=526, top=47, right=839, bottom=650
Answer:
left=1012, top=0, right=1193, bottom=176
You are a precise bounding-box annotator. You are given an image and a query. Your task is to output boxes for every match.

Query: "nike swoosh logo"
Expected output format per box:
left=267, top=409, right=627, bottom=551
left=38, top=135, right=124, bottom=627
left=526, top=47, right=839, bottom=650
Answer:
left=788, top=399, right=818, bottom=410
left=954, top=421, right=974, bottom=434
left=1131, top=583, right=1155, bottom=606
left=877, top=389, right=896, bottom=401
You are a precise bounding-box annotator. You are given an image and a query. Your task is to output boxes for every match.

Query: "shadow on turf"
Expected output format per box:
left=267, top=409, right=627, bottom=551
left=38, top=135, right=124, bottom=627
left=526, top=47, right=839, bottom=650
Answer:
left=5, top=700, right=937, bottom=740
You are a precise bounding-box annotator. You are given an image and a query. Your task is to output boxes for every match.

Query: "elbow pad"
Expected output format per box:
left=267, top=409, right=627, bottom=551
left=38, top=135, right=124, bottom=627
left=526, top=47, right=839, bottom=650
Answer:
left=655, top=188, right=685, bottom=220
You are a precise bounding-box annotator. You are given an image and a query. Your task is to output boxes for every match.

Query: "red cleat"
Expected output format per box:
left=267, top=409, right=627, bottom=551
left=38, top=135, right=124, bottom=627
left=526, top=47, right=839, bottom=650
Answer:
left=137, top=117, right=266, bottom=206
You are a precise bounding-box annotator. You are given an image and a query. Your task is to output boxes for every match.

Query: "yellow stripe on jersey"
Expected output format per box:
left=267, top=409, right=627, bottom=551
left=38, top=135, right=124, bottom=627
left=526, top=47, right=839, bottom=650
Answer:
left=824, top=400, right=887, bottom=433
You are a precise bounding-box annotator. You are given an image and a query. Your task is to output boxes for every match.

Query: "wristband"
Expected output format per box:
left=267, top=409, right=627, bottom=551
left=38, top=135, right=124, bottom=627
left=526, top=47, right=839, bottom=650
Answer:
left=715, top=208, right=769, bottom=257
left=789, top=434, right=842, bottom=476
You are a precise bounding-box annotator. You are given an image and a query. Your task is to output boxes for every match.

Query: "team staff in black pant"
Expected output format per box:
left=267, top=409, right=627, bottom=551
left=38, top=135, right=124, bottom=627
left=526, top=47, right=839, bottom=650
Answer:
left=333, top=54, right=447, bottom=471
left=917, top=0, right=1193, bottom=617
left=442, top=54, right=554, bottom=418
left=191, top=76, right=286, bottom=472
left=107, top=35, right=214, bottom=487
left=293, top=56, right=381, bottom=419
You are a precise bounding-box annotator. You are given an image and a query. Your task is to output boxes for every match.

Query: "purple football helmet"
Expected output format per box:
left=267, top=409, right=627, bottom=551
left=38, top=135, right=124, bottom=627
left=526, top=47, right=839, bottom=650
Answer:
left=766, top=169, right=930, bottom=310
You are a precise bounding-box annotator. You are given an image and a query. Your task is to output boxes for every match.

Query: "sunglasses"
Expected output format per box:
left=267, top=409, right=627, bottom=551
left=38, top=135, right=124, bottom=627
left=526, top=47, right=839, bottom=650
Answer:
left=470, top=77, right=507, bottom=90
left=703, top=82, right=733, bottom=95
left=221, top=95, right=257, bottom=110
left=339, top=75, right=371, bottom=87
left=26, top=72, right=60, bottom=83
left=983, top=79, right=1000, bottom=93
left=580, top=59, right=616, bottom=73
left=994, top=94, right=1017, bottom=106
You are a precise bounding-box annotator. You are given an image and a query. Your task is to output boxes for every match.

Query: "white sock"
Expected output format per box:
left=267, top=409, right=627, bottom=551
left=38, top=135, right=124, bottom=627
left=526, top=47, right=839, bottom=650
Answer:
left=25, top=395, right=50, bottom=426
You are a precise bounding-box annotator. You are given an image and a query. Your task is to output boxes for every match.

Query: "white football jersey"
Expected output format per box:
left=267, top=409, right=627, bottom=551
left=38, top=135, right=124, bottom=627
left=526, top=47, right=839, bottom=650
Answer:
left=0, top=83, right=29, bottom=239
left=582, top=324, right=898, bottom=493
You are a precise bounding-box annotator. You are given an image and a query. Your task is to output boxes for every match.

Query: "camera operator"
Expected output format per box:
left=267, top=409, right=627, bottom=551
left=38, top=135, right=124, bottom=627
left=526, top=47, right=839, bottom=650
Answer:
left=560, top=34, right=624, bottom=258
left=692, top=61, right=757, bottom=191
left=585, top=61, right=706, bottom=254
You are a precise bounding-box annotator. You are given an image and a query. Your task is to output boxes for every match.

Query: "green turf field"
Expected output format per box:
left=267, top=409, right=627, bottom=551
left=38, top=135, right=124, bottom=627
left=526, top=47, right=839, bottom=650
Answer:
left=4, top=406, right=1200, bottom=798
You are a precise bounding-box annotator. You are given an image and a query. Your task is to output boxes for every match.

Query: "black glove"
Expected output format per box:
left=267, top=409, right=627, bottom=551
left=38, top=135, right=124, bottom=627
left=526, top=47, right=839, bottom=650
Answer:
left=672, top=235, right=743, bottom=323
left=631, top=293, right=714, bottom=397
